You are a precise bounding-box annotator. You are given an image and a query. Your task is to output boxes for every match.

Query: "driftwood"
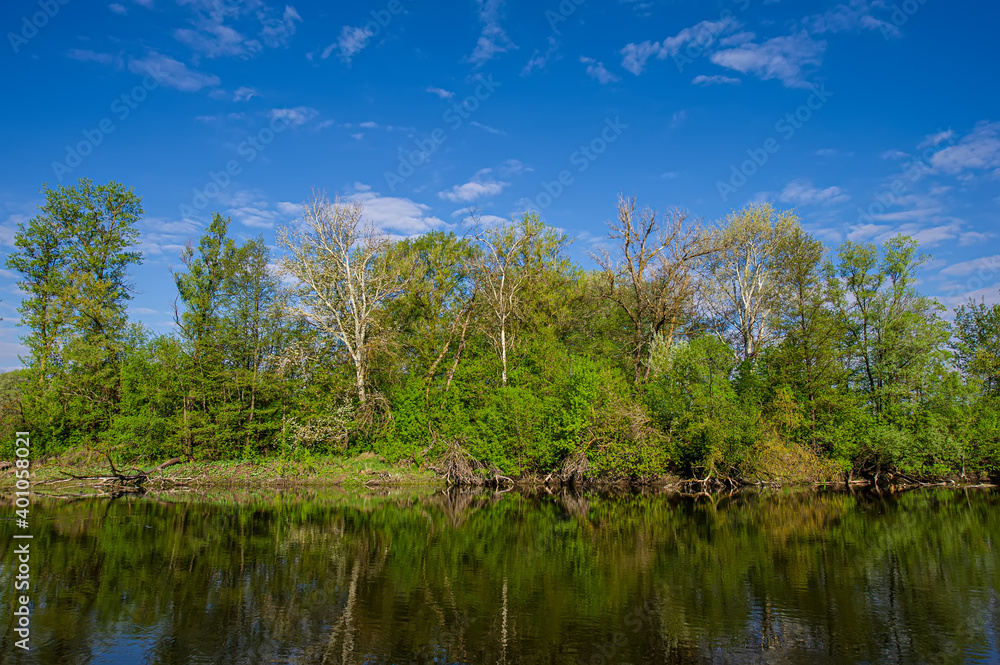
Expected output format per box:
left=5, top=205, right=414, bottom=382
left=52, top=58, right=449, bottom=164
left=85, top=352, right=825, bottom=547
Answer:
left=427, top=435, right=513, bottom=488
left=53, top=454, right=183, bottom=493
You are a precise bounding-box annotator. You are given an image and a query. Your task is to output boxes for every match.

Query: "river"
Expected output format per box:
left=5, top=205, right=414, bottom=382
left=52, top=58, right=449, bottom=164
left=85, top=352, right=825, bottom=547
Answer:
left=1, top=487, right=997, bottom=664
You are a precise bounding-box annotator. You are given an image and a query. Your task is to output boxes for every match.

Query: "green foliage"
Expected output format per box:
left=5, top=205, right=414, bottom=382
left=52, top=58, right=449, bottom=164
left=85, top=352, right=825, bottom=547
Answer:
left=5, top=179, right=144, bottom=453
left=4, top=183, right=999, bottom=483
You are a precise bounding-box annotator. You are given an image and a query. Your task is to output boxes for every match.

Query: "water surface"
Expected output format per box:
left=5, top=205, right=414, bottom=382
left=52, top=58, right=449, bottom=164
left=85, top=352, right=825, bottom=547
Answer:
left=1, top=487, right=997, bottom=664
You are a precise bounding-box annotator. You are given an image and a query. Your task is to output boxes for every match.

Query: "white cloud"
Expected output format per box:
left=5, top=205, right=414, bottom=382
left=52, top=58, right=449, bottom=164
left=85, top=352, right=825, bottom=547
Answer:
left=233, top=86, right=258, bottom=102
left=470, top=121, right=503, bottom=135
left=918, top=129, right=954, bottom=149
left=426, top=86, right=455, bottom=99
left=930, top=122, right=1000, bottom=174
left=109, top=3, right=127, bottom=14
left=937, top=282, right=1000, bottom=311
left=940, top=254, right=1000, bottom=277
left=439, top=168, right=510, bottom=203
left=347, top=187, right=450, bottom=236
left=175, top=20, right=261, bottom=59
left=710, top=31, right=825, bottom=88
left=324, top=25, right=373, bottom=62
left=128, top=52, right=220, bottom=92
left=960, top=230, right=994, bottom=246
left=815, top=148, right=852, bottom=157
left=522, top=36, right=559, bottom=75
left=620, top=17, right=739, bottom=75
left=580, top=56, right=619, bottom=84
left=259, top=5, right=301, bottom=49
left=496, top=159, right=528, bottom=176
left=172, top=2, right=299, bottom=58
left=469, top=0, right=516, bottom=65
left=620, top=40, right=662, bottom=76
left=692, top=74, right=740, bottom=86
left=276, top=201, right=302, bottom=217
left=140, top=216, right=201, bottom=257
left=778, top=179, right=849, bottom=206
left=68, top=49, right=122, bottom=66
left=848, top=221, right=960, bottom=248
left=881, top=149, right=909, bottom=160
left=866, top=207, right=946, bottom=223
left=804, top=0, right=900, bottom=38
left=268, top=106, right=319, bottom=126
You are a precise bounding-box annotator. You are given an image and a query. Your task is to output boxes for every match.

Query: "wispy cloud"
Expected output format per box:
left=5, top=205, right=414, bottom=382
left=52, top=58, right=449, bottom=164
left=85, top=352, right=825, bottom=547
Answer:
left=778, top=179, right=849, bottom=206
left=426, top=86, right=455, bottom=99
left=620, top=17, right=739, bottom=75
left=929, top=122, right=1000, bottom=174
left=259, top=6, right=301, bottom=49
left=324, top=25, right=374, bottom=62
left=803, top=0, right=900, bottom=38
left=268, top=106, right=320, bottom=127
left=940, top=253, right=1000, bottom=277
left=175, top=19, right=262, bottom=59
left=68, top=49, right=122, bottom=67
left=233, top=86, right=258, bottom=102
left=470, top=121, right=504, bottom=135
left=580, top=56, right=619, bottom=84
left=173, top=2, right=300, bottom=59
left=710, top=31, right=825, bottom=88
left=692, top=74, right=740, bottom=86
left=523, top=36, right=559, bottom=75
left=469, top=0, right=516, bottom=65
left=128, top=52, right=220, bottom=92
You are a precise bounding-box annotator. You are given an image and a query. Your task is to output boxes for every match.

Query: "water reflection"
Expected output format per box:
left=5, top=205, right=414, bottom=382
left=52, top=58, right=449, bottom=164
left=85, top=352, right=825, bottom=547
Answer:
left=0, top=488, right=997, bottom=664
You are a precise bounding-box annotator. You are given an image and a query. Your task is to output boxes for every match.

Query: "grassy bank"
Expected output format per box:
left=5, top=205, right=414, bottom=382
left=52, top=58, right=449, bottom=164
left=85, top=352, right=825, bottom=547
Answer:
left=4, top=447, right=994, bottom=499
left=2, top=450, right=440, bottom=495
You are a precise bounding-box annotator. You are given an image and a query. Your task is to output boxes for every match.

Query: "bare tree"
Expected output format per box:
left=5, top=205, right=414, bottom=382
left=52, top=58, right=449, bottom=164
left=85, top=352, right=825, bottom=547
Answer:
left=277, top=192, right=406, bottom=404
left=700, top=203, right=798, bottom=362
left=593, top=195, right=714, bottom=384
left=469, top=212, right=567, bottom=385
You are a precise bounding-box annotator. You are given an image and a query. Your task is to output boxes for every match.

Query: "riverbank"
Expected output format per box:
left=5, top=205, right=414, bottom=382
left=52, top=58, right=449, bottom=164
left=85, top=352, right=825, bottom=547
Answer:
left=1, top=450, right=441, bottom=495
left=3, top=449, right=995, bottom=498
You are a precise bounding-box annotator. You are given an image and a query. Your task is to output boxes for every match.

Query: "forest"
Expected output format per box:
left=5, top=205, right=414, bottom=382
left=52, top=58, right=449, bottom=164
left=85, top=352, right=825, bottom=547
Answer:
left=2, top=177, right=999, bottom=486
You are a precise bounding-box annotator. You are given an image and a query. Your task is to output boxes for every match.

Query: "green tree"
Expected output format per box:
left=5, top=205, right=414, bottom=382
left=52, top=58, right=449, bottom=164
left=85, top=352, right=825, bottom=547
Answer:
left=6, top=179, right=143, bottom=448
left=953, top=295, right=1000, bottom=395
left=766, top=226, right=851, bottom=452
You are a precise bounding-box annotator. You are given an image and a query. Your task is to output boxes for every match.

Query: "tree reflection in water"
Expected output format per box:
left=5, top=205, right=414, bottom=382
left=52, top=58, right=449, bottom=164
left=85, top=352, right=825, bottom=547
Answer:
left=0, top=487, right=997, bottom=664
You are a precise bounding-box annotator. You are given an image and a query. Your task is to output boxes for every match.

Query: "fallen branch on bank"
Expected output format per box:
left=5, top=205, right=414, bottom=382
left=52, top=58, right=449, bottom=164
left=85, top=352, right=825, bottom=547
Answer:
left=43, top=454, right=184, bottom=492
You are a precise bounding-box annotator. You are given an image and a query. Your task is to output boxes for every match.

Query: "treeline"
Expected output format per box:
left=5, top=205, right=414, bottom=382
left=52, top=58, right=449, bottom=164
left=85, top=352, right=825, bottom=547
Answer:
left=2, top=178, right=999, bottom=484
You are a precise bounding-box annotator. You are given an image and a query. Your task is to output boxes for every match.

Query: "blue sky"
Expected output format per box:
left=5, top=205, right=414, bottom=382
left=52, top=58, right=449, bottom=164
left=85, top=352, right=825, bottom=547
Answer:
left=1, top=0, right=998, bottom=369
